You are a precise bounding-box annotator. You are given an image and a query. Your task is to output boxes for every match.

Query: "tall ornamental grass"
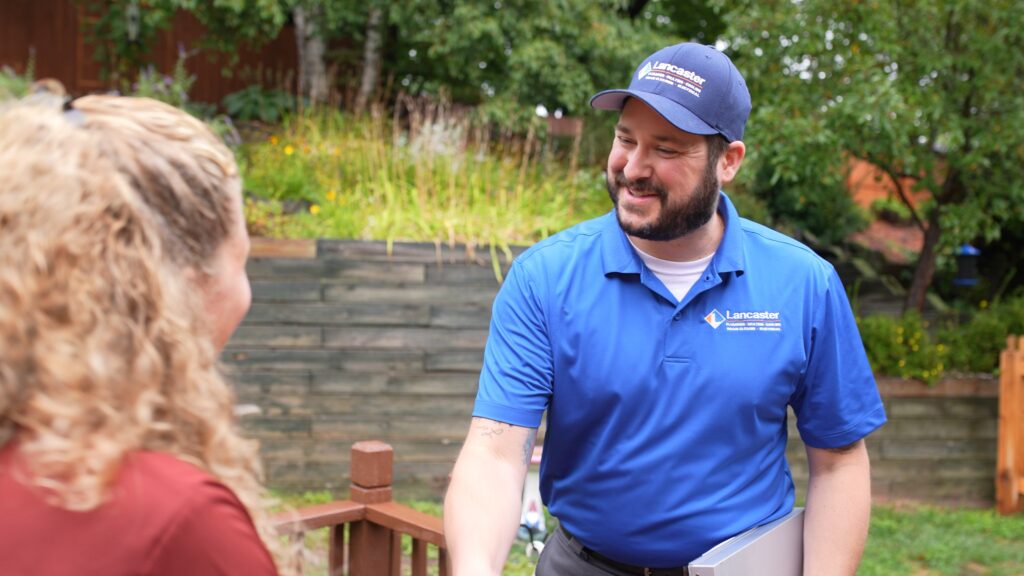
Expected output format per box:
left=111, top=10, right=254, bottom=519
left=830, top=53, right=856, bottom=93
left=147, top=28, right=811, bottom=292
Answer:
left=239, top=103, right=611, bottom=259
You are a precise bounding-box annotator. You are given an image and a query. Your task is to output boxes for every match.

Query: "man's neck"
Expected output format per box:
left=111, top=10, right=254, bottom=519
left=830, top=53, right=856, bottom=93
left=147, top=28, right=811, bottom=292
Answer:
left=628, top=210, right=725, bottom=263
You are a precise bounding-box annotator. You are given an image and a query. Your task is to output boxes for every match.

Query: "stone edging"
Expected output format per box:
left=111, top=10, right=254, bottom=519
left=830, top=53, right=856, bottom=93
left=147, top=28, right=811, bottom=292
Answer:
left=247, top=238, right=1003, bottom=400
left=877, top=376, right=998, bottom=398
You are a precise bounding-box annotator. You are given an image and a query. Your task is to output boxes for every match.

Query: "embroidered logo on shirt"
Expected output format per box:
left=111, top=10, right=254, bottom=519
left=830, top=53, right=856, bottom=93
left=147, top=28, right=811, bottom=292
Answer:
left=705, top=309, right=783, bottom=332
left=704, top=309, right=726, bottom=329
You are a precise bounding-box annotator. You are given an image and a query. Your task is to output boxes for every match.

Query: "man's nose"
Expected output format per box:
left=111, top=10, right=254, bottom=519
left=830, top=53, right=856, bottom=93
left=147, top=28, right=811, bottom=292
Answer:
left=622, top=148, right=653, bottom=182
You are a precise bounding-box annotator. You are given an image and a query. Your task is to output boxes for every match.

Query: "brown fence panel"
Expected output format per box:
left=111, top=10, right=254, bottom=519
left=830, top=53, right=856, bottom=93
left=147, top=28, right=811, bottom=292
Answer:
left=997, top=335, right=1024, bottom=514
left=0, top=0, right=299, bottom=104
left=0, top=0, right=86, bottom=90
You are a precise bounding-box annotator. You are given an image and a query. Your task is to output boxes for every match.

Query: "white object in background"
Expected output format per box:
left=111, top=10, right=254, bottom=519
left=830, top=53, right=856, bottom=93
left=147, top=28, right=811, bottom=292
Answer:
left=233, top=404, right=262, bottom=418
left=518, top=446, right=546, bottom=546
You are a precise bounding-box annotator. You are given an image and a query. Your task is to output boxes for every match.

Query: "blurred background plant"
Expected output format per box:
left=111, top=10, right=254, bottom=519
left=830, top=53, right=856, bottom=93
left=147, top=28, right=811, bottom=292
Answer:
left=858, top=313, right=947, bottom=384
left=237, top=99, right=615, bottom=268
left=0, top=58, right=33, bottom=101
left=857, top=292, right=1024, bottom=383
left=223, top=85, right=297, bottom=124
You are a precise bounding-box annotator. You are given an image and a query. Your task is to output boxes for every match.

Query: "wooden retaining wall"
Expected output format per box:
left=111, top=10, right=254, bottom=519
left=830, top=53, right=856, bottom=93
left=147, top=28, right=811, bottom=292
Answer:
left=232, top=239, right=999, bottom=505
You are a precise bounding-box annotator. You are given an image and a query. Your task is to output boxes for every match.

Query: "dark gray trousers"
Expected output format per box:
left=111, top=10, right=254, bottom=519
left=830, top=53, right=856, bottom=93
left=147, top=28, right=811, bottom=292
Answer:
left=535, top=526, right=690, bottom=576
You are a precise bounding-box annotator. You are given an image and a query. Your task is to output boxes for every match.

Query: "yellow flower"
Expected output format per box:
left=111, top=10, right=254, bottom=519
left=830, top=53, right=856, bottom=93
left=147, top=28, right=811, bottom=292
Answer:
left=268, top=135, right=279, bottom=145
left=284, top=145, right=295, bottom=156
left=326, top=190, right=337, bottom=202
left=898, top=359, right=906, bottom=367
left=980, top=300, right=989, bottom=309
left=309, top=204, right=320, bottom=215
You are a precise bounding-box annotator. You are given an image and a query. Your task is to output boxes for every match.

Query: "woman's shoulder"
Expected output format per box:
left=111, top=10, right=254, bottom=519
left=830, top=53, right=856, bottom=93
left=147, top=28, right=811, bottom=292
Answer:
left=0, top=447, right=277, bottom=576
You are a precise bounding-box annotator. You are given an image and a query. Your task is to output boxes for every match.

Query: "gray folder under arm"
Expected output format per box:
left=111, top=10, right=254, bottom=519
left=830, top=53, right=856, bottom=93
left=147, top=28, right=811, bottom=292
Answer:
left=688, top=508, right=804, bottom=576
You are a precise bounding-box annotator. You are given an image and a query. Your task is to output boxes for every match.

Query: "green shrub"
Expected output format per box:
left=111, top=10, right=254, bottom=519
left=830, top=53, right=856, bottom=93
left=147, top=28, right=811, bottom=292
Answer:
left=857, top=295, right=1024, bottom=382
left=938, top=297, right=1024, bottom=373
left=858, top=313, right=946, bottom=384
left=223, top=85, right=296, bottom=124
left=0, top=60, right=34, bottom=102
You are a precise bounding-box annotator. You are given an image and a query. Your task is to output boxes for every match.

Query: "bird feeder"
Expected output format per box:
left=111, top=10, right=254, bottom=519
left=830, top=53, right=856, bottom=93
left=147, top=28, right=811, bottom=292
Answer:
left=953, top=244, right=980, bottom=287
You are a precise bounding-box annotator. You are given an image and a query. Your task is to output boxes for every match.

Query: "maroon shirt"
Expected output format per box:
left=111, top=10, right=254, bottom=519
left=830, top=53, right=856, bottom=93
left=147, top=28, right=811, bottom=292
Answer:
left=0, top=442, right=278, bottom=576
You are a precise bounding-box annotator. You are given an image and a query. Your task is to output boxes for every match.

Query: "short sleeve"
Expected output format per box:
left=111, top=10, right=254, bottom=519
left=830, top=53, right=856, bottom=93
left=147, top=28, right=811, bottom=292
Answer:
left=790, top=268, right=887, bottom=448
left=147, top=479, right=279, bottom=576
left=473, top=261, right=553, bottom=428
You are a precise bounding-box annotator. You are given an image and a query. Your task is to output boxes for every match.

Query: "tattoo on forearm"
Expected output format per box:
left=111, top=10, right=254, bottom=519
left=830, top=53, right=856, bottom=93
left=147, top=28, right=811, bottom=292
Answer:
left=522, top=429, right=538, bottom=466
left=479, top=422, right=511, bottom=439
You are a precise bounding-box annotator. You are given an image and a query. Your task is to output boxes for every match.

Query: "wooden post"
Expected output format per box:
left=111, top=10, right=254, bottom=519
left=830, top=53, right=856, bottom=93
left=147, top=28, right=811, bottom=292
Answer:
left=997, top=336, right=1024, bottom=514
left=327, top=525, right=346, bottom=576
left=348, top=441, right=398, bottom=575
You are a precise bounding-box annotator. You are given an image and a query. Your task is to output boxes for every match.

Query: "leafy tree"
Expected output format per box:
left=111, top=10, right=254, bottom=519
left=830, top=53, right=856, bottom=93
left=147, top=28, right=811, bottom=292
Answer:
left=382, top=0, right=726, bottom=125
left=722, top=0, right=1024, bottom=311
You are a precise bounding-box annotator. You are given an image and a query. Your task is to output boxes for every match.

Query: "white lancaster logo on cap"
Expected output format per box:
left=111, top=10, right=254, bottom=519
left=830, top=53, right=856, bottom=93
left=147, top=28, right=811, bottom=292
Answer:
left=705, top=308, right=783, bottom=332
left=643, top=61, right=708, bottom=98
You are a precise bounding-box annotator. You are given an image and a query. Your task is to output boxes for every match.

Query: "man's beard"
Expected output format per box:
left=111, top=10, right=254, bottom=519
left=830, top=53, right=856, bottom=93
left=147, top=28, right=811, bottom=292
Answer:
left=606, top=155, right=720, bottom=242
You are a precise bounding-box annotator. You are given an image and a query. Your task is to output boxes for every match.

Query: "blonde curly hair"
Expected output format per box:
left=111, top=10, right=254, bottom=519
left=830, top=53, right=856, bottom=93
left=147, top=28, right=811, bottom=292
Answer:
left=0, top=97, right=289, bottom=571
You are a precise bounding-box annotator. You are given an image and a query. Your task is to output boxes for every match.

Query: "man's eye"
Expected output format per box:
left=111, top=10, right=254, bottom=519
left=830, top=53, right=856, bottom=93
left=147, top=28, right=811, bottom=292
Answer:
left=658, top=148, right=678, bottom=155
left=616, top=136, right=635, bottom=145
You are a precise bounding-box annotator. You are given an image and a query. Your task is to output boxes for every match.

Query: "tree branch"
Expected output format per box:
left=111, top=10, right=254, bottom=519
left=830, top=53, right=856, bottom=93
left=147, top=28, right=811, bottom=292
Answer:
left=862, top=152, right=927, bottom=232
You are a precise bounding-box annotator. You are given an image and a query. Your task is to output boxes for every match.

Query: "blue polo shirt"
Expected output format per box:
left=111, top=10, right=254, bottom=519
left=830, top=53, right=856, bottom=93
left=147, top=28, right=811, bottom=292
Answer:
left=473, top=193, right=886, bottom=567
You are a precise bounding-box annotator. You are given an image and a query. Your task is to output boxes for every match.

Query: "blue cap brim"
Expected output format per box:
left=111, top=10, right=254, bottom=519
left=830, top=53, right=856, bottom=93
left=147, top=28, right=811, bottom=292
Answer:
left=590, top=89, right=718, bottom=137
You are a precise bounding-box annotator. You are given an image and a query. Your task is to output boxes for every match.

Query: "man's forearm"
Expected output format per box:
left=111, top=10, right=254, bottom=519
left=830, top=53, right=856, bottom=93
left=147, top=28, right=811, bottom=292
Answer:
left=444, top=419, right=536, bottom=576
left=803, top=441, right=871, bottom=576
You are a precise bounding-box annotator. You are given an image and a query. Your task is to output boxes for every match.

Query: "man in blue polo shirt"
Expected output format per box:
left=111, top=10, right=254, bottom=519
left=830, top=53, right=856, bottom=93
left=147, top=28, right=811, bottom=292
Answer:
left=444, top=42, right=886, bottom=576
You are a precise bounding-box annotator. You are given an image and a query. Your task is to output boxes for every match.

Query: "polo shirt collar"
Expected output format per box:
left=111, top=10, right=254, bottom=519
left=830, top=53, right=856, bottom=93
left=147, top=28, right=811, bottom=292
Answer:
left=601, top=192, right=748, bottom=277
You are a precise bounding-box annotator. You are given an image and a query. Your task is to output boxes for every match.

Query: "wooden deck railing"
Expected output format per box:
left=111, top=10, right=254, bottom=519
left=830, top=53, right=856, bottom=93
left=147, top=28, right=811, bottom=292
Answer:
left=274, top=440, right=449, bottom=575
left=997, top=335, right=1024, bottom=515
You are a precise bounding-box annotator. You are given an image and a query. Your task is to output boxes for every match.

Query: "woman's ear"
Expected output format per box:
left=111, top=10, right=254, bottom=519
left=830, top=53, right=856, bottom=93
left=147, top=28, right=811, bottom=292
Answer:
left=718, top=140, right=746, bottom=185
left=182, top=266, right=201, bottom=285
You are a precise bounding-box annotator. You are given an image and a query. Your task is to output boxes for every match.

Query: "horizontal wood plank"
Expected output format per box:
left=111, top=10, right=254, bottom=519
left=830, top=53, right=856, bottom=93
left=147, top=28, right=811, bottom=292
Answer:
left=273, top=500, right=365, bottom=534
left=366, top=502, right=446, bottom=547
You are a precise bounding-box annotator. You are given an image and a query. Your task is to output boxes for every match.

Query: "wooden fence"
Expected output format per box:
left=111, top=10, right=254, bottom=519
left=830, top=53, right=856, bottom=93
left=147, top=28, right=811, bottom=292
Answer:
left=997, top=336, right=1024, bottom=514
left=0, top=0, right=299, bottom=103
left=273, top=441, right=448, bottom=576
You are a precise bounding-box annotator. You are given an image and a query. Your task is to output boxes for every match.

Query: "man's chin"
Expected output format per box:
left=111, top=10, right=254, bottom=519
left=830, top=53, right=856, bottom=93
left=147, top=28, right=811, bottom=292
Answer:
left=616, top=210, right=658, bottom=237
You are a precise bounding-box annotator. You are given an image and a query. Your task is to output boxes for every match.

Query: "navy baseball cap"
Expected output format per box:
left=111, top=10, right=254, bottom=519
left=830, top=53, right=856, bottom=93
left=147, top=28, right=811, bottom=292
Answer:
left=590, top=43, right=751, bottom=142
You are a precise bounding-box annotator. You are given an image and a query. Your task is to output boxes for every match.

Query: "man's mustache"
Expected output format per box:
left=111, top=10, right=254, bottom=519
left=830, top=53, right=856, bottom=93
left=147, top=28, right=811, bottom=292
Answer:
left=612, top=172, right=667, bottom=198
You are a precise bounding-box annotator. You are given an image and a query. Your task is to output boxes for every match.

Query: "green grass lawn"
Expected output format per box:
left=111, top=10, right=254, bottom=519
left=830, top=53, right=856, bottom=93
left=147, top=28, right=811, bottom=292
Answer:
left=275, top=492, right=1024, bottom=575
left=859, top=505, right=1024, bottom=576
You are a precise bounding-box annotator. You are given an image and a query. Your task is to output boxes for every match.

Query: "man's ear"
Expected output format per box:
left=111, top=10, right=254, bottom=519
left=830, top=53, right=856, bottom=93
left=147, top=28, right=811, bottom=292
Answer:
left=717, top=140, right=746, bottom=185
